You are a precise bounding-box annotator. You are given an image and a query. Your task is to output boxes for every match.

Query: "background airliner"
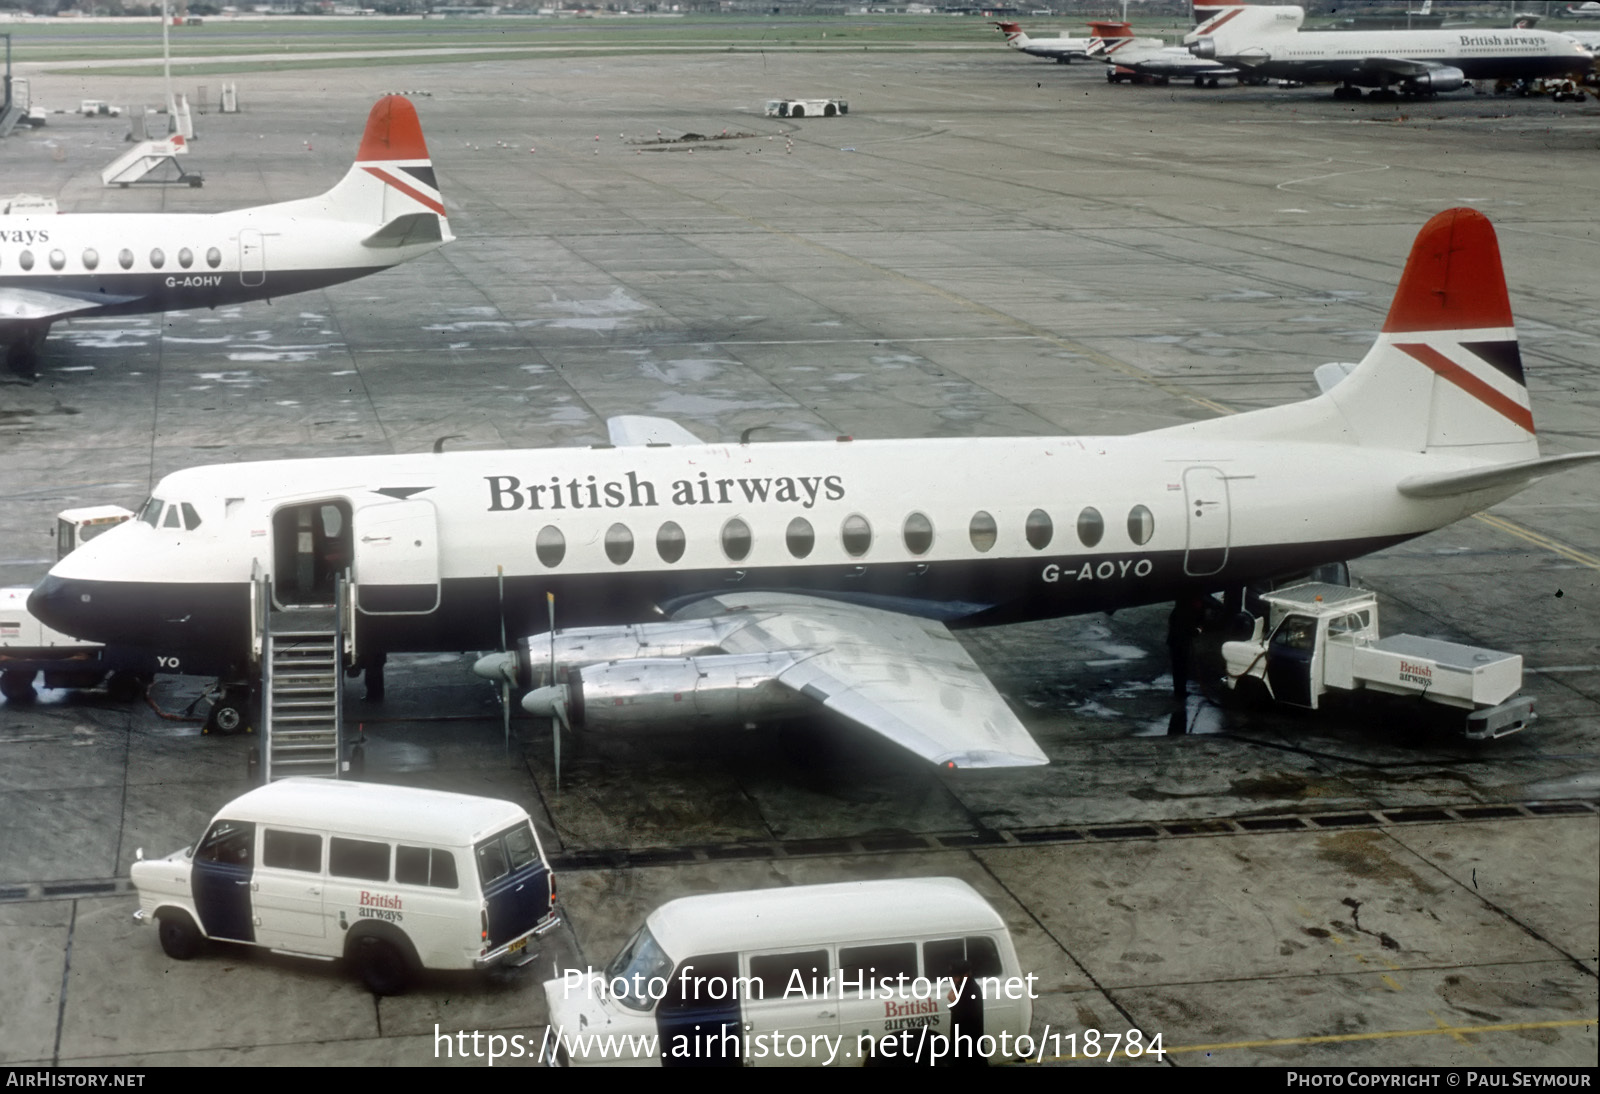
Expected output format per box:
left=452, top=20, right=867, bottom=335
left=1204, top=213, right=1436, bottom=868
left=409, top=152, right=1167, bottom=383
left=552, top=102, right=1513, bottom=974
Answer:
left=992, top=22, right=1096, bottom=63
left=1089, top=20, right=1241, bottom=85
left=27, top=210, right=1600, bottom=771
left=1187, top=2, right=1593, bottom=97
left=0, top=96, right=450, bottom=378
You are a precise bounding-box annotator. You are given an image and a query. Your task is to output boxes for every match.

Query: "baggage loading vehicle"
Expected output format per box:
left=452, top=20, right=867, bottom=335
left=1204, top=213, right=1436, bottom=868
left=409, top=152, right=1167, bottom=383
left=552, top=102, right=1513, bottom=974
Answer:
left=1221, top=583, right=1534, bottom=739
left=131, top=779, right=560, bottom=995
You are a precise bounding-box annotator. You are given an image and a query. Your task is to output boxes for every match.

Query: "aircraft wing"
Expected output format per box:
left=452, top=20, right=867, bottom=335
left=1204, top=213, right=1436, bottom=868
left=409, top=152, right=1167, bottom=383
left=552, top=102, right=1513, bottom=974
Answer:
left=1359, top=56, right=1448, bottom=79
left=676, top=592, right=1049, bottom=769
left=607, top=415, right=706, bottom=446
left=1, top=286, right=141, bottom=323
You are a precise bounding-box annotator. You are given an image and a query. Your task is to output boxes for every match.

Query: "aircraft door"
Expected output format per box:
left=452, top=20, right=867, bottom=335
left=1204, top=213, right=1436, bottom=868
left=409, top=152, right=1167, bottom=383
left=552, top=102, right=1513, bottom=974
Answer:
left=353, top=500, right=440, bottom=615
left=1183, top=466, right=1231, bottom=577
left=191, top=819, right=256, bottom=943
left=272, top=501, right=353, bottom=608
left=239, top=229, right=266, bottom=288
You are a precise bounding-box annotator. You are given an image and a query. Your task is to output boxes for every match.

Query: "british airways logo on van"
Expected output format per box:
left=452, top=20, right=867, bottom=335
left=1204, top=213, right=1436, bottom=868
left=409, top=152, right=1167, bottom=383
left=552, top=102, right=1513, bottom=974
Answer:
left=360, top=890, right=403, bottom=910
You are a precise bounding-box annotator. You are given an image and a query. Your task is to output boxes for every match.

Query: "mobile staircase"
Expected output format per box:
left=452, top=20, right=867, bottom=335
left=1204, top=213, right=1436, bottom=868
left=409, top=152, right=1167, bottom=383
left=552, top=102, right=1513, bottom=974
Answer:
left=250, top=566, right=349, bottom=782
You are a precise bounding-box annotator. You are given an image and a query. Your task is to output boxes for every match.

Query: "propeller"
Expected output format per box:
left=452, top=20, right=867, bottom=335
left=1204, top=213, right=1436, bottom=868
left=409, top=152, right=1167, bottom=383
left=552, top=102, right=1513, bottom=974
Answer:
left=472, top=587, right=571, bottom=791
left=470, top=565, right=519, bottom=755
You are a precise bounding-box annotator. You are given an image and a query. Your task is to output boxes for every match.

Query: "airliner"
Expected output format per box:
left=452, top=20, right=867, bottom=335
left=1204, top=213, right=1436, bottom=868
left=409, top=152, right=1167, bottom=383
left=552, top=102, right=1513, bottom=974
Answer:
left=27, top=210, right=1599, bottom=770
left=1186, top=2, right=1593, bottom=97
left=0, top=96, right=450, bottom=377
left=992, top=22, right=1096, bottom=63
left=1089, top=20, right=1241, bottom=86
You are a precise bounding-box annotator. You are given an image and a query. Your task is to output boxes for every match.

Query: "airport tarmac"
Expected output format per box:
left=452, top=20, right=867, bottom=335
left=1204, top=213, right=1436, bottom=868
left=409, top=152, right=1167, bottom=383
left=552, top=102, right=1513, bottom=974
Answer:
left=0, top=47, right=1596, bottom=1067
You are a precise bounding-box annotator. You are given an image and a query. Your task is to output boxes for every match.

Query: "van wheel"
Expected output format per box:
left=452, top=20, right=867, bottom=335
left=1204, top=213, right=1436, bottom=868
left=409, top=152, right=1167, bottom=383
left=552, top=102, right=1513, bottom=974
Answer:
left=158, top=911, right=203, bottom=960
left=354, top=936, right=411, bottom=996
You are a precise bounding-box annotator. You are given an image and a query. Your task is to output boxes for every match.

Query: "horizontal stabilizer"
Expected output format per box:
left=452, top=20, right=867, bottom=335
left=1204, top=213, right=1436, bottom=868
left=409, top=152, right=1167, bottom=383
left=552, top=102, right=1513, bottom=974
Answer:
left=362, top=212, right=445, bottom=249
left=607, top=415, right=705, bottom=447
left=1397, top=452, right=1600, bottom=499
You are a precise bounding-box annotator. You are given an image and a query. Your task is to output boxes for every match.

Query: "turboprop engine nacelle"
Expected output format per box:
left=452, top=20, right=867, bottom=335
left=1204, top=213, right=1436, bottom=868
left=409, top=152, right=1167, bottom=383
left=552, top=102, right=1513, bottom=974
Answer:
left=474, top=617, right=761, bottom=690
left=535, top=652, right=811, bottom=734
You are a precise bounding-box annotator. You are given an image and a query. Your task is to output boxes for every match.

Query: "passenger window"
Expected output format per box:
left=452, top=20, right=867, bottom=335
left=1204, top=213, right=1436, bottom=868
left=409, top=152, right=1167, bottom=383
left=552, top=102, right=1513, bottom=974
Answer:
left=902, top=513, right=933, bottom=556
left=49, top=250, right=65, bottom=271
left=662, top=953, right=741, bottom=1009
left=206, top=247, right=222, bottom=269
left=748, top=950, right=830, bottom=1000
left=535, top=526, right=565, bottom=568
left=924, top=935, right=1003, bottom=980
left=196, top=820, right=254, bottom=866
left=839, top=942, right=918, bottom=983
left=329, top=837, right=390, bottom=881
left=150, top=248, right=165, bottom=269
left=178, top=247, right=194, bottom=269
left=395, top=845, right=459, bottom=889
left=605, top=523, right=634, bottom=565
left=82, top=249, right=99, bottom=271
left=119, top=249, right=134, bottom=270
left=841, top=514, right=871, bottom=558
left=721, top=518, right=751, bottom=562
left=1127, top=505, right=1155, bottom=545
left=19, top=250, right=33, bottom=271
left=969, top=511, right=997, bottom=553
left=181, top=503, right=202, bottom=531
left=263, top=829, right=322, bottom=873
left=1077, top=507, right=1104, bottom=547
left=162, top=505, right=182, bottom=529
left=785, top=516, right=814, bottom=559
left=1025, top=508, right=1053, bottom=550
left=656, top=521, right=685, bottom=564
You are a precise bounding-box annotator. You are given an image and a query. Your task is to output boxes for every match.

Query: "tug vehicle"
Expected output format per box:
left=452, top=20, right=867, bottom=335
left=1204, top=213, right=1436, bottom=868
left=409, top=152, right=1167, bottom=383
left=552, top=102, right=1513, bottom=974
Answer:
left=1221, top=583, right=1534, bottom=739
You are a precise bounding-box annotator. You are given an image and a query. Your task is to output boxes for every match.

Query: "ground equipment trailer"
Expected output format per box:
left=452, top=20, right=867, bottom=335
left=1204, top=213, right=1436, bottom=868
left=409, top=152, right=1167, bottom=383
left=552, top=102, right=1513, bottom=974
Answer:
left=1221, top=583, right=1534, bottom=739
left=0, top=506, right=154, bottom=703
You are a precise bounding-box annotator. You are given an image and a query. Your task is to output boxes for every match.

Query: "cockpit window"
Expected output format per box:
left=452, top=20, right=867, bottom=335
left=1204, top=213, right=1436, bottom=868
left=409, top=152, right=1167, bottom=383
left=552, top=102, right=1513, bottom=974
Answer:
left=181, top=503, right=202, bottom=531
left=138, top=497, right=165, bottom=527
left=162, top=505, right=182, bottom=529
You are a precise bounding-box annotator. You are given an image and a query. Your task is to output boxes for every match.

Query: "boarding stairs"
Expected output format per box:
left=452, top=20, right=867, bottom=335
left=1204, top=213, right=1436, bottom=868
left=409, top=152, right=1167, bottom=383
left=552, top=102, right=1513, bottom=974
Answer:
left=251, top=568, right=350, bottom=782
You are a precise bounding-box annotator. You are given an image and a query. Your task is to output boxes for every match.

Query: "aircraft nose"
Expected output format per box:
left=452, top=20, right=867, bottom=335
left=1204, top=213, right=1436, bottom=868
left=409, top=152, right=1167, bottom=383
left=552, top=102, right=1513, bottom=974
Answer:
left=27, top=574, right=74, bottom=631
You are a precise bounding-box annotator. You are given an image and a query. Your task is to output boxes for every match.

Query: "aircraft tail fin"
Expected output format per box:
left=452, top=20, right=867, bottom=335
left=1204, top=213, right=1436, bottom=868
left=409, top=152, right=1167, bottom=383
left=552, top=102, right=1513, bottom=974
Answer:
left=1160, top=209, right=1544, bottom=470
left=1087, top=20, right=1135, bottom=42
left=317, top=97, right=449, bottom=235
left=992, top=21, right=1025, bottom=45
left=1325, top=207, right=1538, bottom=464
left=1187, top=2, right=1300, bottom=48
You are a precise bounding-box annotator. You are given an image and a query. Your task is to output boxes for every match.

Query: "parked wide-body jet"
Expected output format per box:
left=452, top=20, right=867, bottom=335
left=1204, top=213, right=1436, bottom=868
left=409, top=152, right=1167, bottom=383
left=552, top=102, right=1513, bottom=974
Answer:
left=0, top=96, right=450, bottom=376
left=1186, top=2, right=1593, bottom=96
left=1090, top=20, right=1241, bottom=85
left=28, top=210, right=1599, bottom=769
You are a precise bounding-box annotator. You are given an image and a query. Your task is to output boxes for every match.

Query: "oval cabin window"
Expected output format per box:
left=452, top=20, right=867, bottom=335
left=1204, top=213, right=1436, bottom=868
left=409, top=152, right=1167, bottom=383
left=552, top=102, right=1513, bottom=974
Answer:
left=721, top=518, right=752, bottom=562
left=655, top=521, right=685, bottom=564
left=82, top=249, right=100, bottom=271
left=604, top=524, right=634, bottom=565
left=1025, top=509, right=1053, bottom=550
left=1077, top=507, right=1104, bottom=548
left=178, top=248, right=194, bottom=269
left=206, top=247, right=222, bottom=269
left=968, top=511, right=997, bottom=553
left=119, top=249, right=134, bottom=270
left=1127, top=505, right=1155, bottom=546
left=841, top=514, right=872, bottom=558
left=535, top=526, right=565, bottom=568
left=902, top=512, right=933, bottom=556
left=786, top=517, right=814, bottom=559
left=150, top=248, right=165, bottom=269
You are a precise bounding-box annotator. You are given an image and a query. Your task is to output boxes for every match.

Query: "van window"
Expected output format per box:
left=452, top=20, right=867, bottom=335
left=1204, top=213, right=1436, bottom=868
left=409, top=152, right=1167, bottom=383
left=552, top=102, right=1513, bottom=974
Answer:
left=196, top=820, right=254, bottom=866
left=605, top=925, right=675, bottom=1012
left=840, top=941, right=918, bottom=984
left=662, top=953, right=741, bottom=1008
left=475, top=822, right=540, bottom=885
left=748, top=950, right=830, bottom=1000
left=330, top=837, right=390, bottom=881
left=395, top=845, right=459, bottom=889
left=924, top=935, right=1003, bottom=981
left=263, top=829, right=322, bottom=873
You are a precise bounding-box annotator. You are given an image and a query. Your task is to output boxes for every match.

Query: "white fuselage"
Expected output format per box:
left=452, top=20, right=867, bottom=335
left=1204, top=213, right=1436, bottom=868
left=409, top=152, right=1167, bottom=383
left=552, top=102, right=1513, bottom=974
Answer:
left=30, top=431, right=1495, bottom=680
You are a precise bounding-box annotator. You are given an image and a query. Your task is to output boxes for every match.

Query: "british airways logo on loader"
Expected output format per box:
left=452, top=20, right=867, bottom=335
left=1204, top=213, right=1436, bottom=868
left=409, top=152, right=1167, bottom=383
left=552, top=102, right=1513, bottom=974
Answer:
left=485, top=472, right=846, bottom=512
